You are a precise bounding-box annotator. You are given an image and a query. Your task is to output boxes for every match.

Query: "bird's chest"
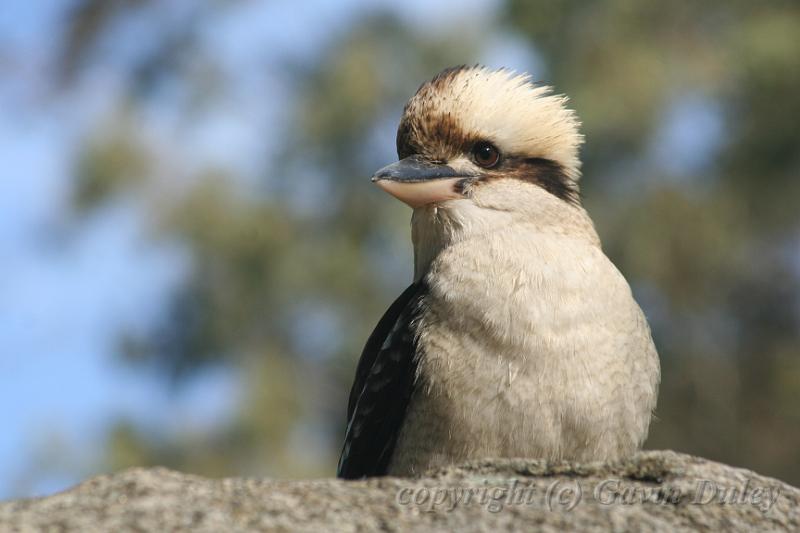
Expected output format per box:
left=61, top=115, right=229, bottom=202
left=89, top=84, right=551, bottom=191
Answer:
left=412, top=292, right=609, bottom=457
left=395, top=232, right=634, bottom=468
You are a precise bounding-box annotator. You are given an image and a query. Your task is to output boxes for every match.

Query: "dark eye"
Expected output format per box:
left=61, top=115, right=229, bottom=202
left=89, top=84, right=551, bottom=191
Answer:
left=472, top=141, right=500, bottom=168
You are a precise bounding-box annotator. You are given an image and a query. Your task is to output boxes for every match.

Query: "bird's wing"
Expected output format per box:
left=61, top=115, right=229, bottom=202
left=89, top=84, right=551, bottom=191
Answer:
left=337, top=281, right=427, bottom=479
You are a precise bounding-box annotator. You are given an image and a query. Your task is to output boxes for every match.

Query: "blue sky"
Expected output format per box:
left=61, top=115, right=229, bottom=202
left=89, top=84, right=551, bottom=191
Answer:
left=0, top=93, right=242, bottom=496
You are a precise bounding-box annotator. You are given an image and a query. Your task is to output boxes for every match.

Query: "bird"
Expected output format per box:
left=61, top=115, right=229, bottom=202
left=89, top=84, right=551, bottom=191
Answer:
left=337, top=65, right=660, bottom=479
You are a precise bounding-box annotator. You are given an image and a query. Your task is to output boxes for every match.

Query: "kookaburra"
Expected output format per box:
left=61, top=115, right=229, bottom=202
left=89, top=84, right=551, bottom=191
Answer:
left=337, top=65, right=660, bottom=479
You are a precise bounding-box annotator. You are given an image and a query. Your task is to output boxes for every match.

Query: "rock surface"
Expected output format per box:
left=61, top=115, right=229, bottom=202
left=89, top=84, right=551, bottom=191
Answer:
left=0, top=451, right=797, bottom=532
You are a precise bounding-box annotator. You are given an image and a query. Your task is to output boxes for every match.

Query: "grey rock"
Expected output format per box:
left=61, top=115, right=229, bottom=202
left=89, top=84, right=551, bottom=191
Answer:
left=0, top=451, right=797, bottom=532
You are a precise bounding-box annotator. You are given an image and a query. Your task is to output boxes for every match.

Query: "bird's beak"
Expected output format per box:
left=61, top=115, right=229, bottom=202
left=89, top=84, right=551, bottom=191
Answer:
left=371, top=155, right=469, bottom=208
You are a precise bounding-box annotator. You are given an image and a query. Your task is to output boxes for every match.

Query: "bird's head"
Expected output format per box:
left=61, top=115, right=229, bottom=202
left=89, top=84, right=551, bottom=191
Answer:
left=372, top=65, right=584, bottom=212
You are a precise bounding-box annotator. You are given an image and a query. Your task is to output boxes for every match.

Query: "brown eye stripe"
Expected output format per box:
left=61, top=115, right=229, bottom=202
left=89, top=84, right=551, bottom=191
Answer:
left=396, top=119, right=416, bottom=159
left=495, top=157, right=580, bottom=205
left=396, top=112, right=477, bottom=160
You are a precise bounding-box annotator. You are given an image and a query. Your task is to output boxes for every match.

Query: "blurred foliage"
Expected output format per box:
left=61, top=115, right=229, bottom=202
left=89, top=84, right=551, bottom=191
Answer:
left=72, top=115, right=152, bottom=210
left=55, top=0, right=800, bottom=484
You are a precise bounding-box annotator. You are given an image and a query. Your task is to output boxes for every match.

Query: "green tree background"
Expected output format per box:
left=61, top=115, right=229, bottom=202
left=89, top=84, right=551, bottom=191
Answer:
left=13, top=0, right=800, bottom=489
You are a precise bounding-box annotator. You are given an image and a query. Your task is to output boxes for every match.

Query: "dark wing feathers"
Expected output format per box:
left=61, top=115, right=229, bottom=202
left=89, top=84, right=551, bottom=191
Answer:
left=337, top=281, right=426, bottom=479
left=346, top=282, right=423, bottom=419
